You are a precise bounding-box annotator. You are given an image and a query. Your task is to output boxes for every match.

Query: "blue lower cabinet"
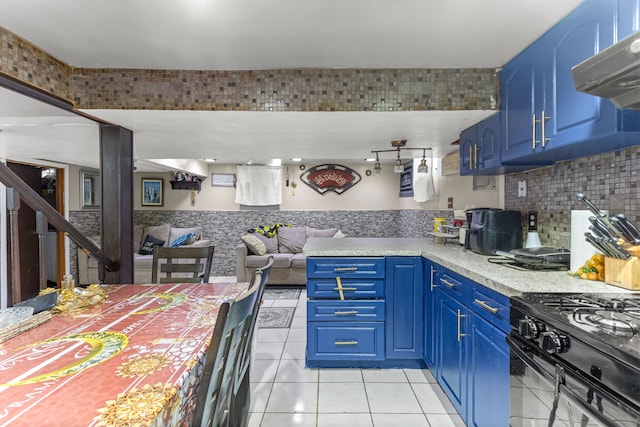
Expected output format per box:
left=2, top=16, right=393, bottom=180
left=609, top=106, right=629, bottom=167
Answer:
left=436, top=288, right=468, bottom=421
left=386, top=257, right=423, bottom=360
left=423, top=259, right=438, bottom=369
left=308, top=300, right=385, bottom=322
left=468, top=313, right=509, bottom=427
left=307, top=322, right=384, bottom=361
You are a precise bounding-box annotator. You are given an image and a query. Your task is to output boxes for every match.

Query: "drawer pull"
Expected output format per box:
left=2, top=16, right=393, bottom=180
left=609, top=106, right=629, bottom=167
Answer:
left=457, top=309, right=466, bottom=342
left=336, top=276, right=345, bottom=300
left=441, top=278, right=457, bottom=288
left=335, top=340, right=358, bottom=345
left=334, top=267, right=358, bottom=272
left=473, top=299, right=499, bottom=314
left=334, top=310, right=358, bottom=315
left=333, top=287, right=357, bottom=291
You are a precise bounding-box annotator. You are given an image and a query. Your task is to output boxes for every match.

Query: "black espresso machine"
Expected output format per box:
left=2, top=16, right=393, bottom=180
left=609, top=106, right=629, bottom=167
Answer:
left=464, top=208, right=523, bottom=255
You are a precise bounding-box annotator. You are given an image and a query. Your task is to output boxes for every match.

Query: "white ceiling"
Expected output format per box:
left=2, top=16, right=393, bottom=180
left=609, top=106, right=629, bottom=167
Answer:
left=0, top=0, right=581, bottom=169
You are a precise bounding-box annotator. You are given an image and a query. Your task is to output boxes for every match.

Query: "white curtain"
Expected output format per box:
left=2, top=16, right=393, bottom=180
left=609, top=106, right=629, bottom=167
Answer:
left=235, top=165, right=283, bottom=206
left=412, top=157, right=438, bottom=202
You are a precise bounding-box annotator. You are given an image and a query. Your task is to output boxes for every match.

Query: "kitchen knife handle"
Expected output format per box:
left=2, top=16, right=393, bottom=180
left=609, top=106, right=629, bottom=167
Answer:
left=614, top=214, right=640, bottom=243
left=610, top=217, right=635, bottom=244
left=576, top=193, right=606, bottom=218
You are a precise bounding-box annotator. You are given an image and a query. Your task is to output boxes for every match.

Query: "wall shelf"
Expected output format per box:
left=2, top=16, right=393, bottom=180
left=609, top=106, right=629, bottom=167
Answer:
left=169, top=180, right=201, bottom=191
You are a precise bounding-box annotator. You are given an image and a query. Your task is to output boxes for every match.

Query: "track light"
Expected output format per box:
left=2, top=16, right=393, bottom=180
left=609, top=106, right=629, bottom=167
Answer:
left=373, top=153, right=382, bottom=175
left=417, top=149, right=428, bottom=173
left=393, top=149, right=404, bottom=173
left=370, top=141, right=431, bottom=175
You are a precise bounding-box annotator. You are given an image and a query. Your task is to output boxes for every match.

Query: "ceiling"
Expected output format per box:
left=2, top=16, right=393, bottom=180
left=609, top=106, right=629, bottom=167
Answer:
left=0, top=0, right=581, bottom=170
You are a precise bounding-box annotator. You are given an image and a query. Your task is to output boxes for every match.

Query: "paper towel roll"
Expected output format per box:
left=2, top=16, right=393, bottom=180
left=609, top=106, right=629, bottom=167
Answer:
left=571, top=209, right=607, bottom=272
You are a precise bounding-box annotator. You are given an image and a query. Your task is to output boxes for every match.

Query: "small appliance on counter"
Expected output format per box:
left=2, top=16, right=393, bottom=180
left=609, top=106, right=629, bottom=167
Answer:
left=464, top=208, right=523, bottom=255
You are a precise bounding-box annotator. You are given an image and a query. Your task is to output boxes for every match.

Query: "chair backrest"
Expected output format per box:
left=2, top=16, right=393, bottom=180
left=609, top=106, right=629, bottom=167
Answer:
left=151, top=245, right=214, bottom=284
left=191, top=281, right=260, bottom=427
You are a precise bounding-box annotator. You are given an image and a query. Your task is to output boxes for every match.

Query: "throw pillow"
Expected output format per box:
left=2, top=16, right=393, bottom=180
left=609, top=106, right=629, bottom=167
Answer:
left=139, top=235, right=165, bottom=255
left=306, top=227, right=339, bottom=238
left=253, top=232, right=279, bottom=254
left=333, top=230, right=346, bottom=238
left=241, top=234, right=267, bottom=256
left=249, top=223, right=292, bottom=238
left=142, top=224, right=171, bottom=248
left=277, top=226, right=307, bottom=254
left=170, top=233, right=197, bottom=248
left=168, top=227, right=202, bottom=246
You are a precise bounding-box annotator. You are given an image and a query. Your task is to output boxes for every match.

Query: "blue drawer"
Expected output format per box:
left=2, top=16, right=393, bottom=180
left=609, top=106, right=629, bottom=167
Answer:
left=307, top=300, right=385, bottom=322
left=307, top=278, right=384, bottom=299
left=307, top=257, right=385, bottom=279
left=470, top=284, right=510, bottom=333
left=436, top=270, right=468, bottom=302
left=307, top=322, right=384, bottom=361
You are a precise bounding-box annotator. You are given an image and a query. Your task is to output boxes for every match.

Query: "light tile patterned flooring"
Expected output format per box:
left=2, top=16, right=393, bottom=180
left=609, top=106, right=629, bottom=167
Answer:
left=248, top=287, right=466, bottom=427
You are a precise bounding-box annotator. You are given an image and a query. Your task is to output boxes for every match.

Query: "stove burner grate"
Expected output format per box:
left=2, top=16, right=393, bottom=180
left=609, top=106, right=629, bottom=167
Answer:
left=584, top=311, right=636, bottom=337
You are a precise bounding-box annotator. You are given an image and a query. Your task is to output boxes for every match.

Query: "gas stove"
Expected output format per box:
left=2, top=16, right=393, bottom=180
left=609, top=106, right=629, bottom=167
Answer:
left=510, top=292, right=640, bottom=416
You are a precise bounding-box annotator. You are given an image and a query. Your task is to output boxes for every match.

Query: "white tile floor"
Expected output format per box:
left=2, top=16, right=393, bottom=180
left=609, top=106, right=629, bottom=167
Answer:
left=248, top=288, right=467, bottom=427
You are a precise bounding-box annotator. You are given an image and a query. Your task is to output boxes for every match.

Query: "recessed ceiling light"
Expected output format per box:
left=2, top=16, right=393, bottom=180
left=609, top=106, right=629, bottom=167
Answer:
left=365, top=158, right=376, bottom=162
left=203, top=158, right=216, bottom=162
left=291, top=158, right=302, bottom=162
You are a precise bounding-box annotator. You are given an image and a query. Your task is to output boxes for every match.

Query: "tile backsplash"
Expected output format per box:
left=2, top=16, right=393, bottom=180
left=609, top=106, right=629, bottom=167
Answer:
left=505, top=145, right=640, bottom=249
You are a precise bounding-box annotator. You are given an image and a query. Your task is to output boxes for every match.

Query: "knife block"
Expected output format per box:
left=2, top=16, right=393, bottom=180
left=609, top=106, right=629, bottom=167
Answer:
left=604, top=256, right=640, bottom=290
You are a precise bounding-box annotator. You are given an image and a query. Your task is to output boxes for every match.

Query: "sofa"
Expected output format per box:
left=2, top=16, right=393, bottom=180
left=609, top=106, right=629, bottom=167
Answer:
left=78, top=223, right=212, bottom=284
left=236, top=225, right=342, bottom=285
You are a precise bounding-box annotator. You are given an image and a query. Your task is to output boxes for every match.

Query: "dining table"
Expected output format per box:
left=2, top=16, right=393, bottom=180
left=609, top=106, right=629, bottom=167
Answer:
left=0, top=281, right=248, bottom=427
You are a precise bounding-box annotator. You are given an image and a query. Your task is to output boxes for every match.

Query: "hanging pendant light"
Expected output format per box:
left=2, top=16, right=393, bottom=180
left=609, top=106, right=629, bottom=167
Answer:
left=393, top=148, right=404, bottom=173
left=417, top=149, right=428, bottom=173
left=373, top=152, right=382, bottom=175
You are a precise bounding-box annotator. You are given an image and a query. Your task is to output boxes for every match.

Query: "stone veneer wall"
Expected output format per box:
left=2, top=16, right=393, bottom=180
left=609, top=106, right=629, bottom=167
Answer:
left=1, top=27, right=498, bottom=112
left=68, top=210, right=101, bottom=284
left=504, top=145, right=640, bottom=250
left=69, top=209, right=453, bottom=279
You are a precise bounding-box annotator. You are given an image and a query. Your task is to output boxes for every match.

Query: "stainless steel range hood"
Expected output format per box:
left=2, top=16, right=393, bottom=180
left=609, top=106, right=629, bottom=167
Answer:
left=572, top=32, right=640, bottom=110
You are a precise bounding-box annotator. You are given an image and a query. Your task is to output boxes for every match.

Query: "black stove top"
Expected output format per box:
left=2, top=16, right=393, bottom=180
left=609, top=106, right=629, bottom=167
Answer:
left=512, top=293, right=640, bottom=366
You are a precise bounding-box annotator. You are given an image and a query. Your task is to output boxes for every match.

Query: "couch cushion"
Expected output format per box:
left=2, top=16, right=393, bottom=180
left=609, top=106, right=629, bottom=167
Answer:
left=142, top=224, right=171, bottom=248
left=245, top=253, right=292, bottom=268
left=306, top=227, right=339, bottom=238
left=277, top=226, right=307, bottom=254
left=253, top=232, right=279, bottom=254
left=291, top=253, right=307, bottom=269
left=168, top=227, right=203, bottom=246
left=139, top=234, right=165, bottom=255
left=241, top=234, right=267, bottom=256
left=170, top=233, right=197, bottom=248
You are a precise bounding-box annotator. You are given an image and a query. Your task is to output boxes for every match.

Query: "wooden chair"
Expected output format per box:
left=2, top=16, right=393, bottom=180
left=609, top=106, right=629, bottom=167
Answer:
left=151, top=245, right=214, bottom=284
left=191, top=277, right=261, bottom=427
left=231, top=257, right=274, bottom=426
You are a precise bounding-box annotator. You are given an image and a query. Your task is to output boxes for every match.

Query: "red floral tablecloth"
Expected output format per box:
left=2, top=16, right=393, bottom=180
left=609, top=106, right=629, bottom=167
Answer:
left=0, top=282, right=248, bottom=427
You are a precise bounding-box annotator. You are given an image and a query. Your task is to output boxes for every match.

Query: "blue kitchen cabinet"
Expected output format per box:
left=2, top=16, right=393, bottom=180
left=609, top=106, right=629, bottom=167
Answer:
left=501, top=0, right=640, bottom=166
left=423, top=258, right=438, bottom=369
left=385, top=257, right=423, bottom=360
left=467, top=313, right=509, bottom=427
left=460, top=113, right=503, bottom=175
left=435, top=285, right=468, bottom=421
left=617, top=0, right=640, bottom=39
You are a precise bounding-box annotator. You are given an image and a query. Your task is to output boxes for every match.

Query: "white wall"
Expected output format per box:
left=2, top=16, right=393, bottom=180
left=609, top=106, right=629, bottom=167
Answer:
left=133, top=158, right=503, bottom=211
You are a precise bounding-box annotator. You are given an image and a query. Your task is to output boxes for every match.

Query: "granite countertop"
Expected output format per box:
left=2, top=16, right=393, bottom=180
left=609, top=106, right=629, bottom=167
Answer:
left=303, top=237, right=631, bottom=297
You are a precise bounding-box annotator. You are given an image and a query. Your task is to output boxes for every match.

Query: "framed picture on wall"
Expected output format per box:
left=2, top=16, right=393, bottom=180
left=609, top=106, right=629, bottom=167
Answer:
left=142, top=178, right=163, bottom=206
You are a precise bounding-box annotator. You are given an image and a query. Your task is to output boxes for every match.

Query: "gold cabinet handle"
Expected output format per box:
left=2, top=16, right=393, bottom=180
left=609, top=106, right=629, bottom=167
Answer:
left=457, top=309, right=466, bottom=342
left=532, top=113, right=536, bottom=149
left=441, top=278, right=457, bottom=289
left=469, top=145, right=473, bottom=170
left=333, top=287, right=357, bottom=291
left=474, top=144, right=478, bottom=168
left=473, top=299, right=499, bottom=314
left=335, top=340, right=358, bottom=345
left=334, top=267, right=357, bottom=272
left=334, top=310, right=358, bottom=315
left=335, top=276, right=345, bottom=300
left=541, top=110, right=551, bottom=147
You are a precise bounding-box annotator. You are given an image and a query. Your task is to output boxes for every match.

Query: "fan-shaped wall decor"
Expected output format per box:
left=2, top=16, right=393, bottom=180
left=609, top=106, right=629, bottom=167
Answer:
left=300, top=164, right=361, bottom=195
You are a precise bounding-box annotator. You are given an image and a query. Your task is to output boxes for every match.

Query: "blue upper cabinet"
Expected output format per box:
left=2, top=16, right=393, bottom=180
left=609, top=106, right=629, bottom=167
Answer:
left=617, top=0, right=640, bottom=38
left=460, top=113, right=503, bottom=175
left=501, top=0, right=640, bottom=166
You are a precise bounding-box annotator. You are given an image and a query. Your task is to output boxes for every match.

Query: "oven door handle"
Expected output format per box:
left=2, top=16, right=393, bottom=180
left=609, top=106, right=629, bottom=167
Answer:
left=508, top=333, right=639, bottom=426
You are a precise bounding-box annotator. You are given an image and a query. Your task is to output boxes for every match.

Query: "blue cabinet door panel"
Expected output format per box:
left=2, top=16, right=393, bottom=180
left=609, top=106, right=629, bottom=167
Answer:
left=436, top=289, right=467, bottom=420
left=616, top=0, right=640, bottom=39
left=468, top=314, right=509, bottom=427
left=386, top=257, right=423, bottom=359
left=307, top=300, right=385, bottom=322
left=308, top=322, right=385, bottom=361
left=470, top=286, right=510, bottom=334
left=423, top=259, right=438, bottom=369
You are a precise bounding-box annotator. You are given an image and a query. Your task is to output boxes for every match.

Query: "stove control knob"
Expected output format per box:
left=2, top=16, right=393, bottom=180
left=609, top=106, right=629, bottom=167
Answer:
left=540, top=331, right=570, bottom=354
left=518, top=318, right=545, bottom=339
